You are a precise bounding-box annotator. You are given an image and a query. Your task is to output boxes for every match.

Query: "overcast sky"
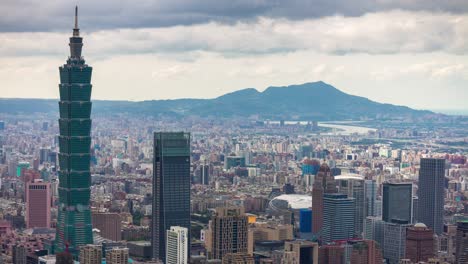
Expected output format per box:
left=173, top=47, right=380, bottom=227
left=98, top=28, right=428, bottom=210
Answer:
left=1, top=0, right=467, bottom=110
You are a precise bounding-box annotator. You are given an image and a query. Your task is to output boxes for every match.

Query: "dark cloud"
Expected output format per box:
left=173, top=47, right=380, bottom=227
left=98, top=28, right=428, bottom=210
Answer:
left=1, top=0, right=468, bottom=32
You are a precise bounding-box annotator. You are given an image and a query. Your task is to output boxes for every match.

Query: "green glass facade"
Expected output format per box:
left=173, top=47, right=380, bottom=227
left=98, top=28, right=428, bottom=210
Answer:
left=55, top=8, right=93, bottom=256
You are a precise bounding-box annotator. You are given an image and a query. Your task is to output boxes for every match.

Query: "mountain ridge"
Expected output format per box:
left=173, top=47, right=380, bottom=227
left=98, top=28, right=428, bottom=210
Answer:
left=0, top=81, right=436, bottom=120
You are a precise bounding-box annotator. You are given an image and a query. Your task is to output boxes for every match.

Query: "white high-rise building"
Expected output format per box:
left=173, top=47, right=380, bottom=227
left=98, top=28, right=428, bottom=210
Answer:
left=166, top=226, right=188, bottom=264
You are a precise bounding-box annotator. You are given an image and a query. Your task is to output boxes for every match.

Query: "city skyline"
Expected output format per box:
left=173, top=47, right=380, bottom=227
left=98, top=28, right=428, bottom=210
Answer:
left=1, top=2, right=468, bottom=110
left=0, top=3, right=467, bottom=264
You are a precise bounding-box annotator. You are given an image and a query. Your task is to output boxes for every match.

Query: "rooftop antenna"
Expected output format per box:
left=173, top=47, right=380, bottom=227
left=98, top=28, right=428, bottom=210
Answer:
left=73, top=6, right=80, bottom=37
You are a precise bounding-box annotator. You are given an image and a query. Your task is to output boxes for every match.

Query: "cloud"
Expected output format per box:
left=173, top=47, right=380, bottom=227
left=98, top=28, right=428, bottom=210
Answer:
left=1, top=11, right=468, bottom=58
left=1, top=0, right=468, bottom=32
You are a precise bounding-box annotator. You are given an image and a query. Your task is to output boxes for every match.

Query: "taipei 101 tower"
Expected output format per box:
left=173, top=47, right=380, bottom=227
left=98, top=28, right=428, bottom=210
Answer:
left=55, top=6, right=93, bottom=255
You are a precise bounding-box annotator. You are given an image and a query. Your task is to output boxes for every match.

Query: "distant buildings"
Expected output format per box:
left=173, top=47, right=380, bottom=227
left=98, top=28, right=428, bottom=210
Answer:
left=221, top=253, right=254, bottom=264
left=418, top=158, right=445, bottom=234
left=26, top=180, right=51, bottom=229
left=166, top=226, right=188, bottom=264
left=55, top=7, right=94, bottom=255
left=151, top=132, right=191, bottom=262
left=224, top=156, right=246, bottom=170
left=405, top=223, right=434, bottom=263
left=322, top=193, right=355, bottom=244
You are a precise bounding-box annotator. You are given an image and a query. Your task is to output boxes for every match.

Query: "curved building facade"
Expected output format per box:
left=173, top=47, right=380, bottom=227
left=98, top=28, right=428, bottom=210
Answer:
left=55, top=7, right=93, bottom=255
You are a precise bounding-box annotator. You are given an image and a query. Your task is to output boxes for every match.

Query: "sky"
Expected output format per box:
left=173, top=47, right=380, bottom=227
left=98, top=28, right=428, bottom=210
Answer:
left=1, top=0, right=468, bottom=111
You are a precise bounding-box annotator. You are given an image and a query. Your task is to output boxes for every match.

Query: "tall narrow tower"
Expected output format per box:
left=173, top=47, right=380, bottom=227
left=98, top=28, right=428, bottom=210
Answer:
left=55, top=6, right=94, bottom=255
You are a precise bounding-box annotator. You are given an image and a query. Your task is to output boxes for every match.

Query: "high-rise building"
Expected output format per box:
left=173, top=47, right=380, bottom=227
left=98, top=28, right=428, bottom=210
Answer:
left=92, top=212, right=122, bottom=241
left=283, top=240, right=319, bottom=264
left=55, top=7, right=94, bottom=255
left=13, top=245, right=27, bottom=264
left=418, top=158, right=445, bottom=234
left=318, top=163, right=337, bottom=194
left=312, top=169, right=324, bottom=236
left=364, top=216, right=385, bottom=248
left=152, top=132, right=191, bottom=262
left=166, top=226, right=188, bottom=264
left=79, top=245, right=102, bottom=264
left=322, top=193, right=355, bottom=244
left=456, top=221, right=468, bottom=264
left=208, top=207, right=249, bottom=260
left=382, top=221, right=412, bottom=264
left=201, top=162, right=210, bottom=185
left=349, top=240, right=383, bottom=264
left=319, top=244, right=344, bottom=264
left=26, top=180, right=51, bottom=229
left=105, top=248, right=129, bottom=264
left=364, top=180, right=380, bottom=217
left=336, top=175, right=365, bottom=237
left=405, top=223, right=434, bottom=263
left=382, top=182, right=412, bottom=224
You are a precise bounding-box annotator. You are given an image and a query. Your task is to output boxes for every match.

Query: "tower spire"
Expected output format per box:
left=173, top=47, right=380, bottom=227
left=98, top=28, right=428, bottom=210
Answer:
left=73, top=6, right=80, bottom=37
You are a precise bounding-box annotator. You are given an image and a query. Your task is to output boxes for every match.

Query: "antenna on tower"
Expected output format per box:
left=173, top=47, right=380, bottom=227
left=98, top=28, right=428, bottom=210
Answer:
left=73, top=6, right=80, bottom=37
left=74, top=6, right=78, bottom=29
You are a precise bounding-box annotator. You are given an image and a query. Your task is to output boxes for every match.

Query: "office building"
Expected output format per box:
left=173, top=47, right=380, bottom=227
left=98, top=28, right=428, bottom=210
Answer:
left=318, top=163, right=336, bottom=194
left=208, top=207, right=249, bottom=260
left=418, top=158, right=445, bottom=234
left=79, top=245, right=102, bottom=264
left=312, top=170, right=324, bottom=236
left=383, top=221, right=412, bottom=264
left=166, top=226, right=188, bottom=264
left=201, top=163, right=210, bottom=185
left=92, top=212, right=122, bottom=241
left=383, top=182, right=412, bottom=224
left=323, top=193, right=355, bottom=244
left=405, top=223, right=434, bottom=263
left=283, top=240, right=319, bottom=264
left=13, top=245, right=27, bottom=264
left=349, top=240, right=383, bottom=264
left=365, top=180, right=380, bottom=217
left=55, top=7, right=94, bottom=255
left=26, top=180, right=51, bottom=229
left=319, top=244, right=344, bottom=264
left=336, top=174, right=365, bottom=237
left=456, top=221, right=468, bottom=264
left=364, top=216, right=385, bottom=247
left=105, top=248, right=129, bottom=264
left=152, top=132, right=191, bottom=262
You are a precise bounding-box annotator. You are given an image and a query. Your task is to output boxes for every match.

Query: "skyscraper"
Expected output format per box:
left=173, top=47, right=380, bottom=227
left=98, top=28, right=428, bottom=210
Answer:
left=322, top=193, right=355, bottom=244
left=166, top=226, right=188, bottom=264
left=456, top=221, right=468, bottom=264
left=336, top=175, right=365, bottom=237
left=364, top=180, right=380, bottom=217
left=382, top=182, right=413, bottom=224
left=26, top=180, right=51, bottom=229
left=56, top=6, right=93, bottom=255
left=152, top=132, right=191, bottom=262
left=405, top=223, right=434, bottom=263
left=311, top=170, right=324, bottom=236
left=418, top=158, right=445, bottom=234
left=208, top=207, right=249, bottom=260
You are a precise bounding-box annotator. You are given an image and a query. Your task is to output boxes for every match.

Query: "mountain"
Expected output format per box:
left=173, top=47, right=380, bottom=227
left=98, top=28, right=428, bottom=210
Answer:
left=0, top=81, right=434, bottom=120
